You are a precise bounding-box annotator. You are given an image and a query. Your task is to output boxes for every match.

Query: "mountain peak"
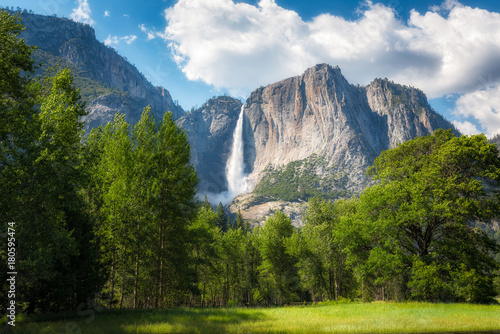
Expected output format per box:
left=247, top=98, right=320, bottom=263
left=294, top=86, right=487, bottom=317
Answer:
left=202, top=96, right=242, bottom=114
left=307, top=63, right=341, bottom=75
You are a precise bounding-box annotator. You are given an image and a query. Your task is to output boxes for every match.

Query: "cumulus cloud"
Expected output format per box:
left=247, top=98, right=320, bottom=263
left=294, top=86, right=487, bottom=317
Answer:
left=451, top=120, right=480, bottom=136
left=70, top=0, right=94, bottom=25
left=163, top=0, right=315, bottom=96
left=452, top=85, right=500, bottom=137
left=162, top=0, right=500, bottom=97
left=104, top=34, right=137, bottom=46
left=161, top=0, right=500, bottom=135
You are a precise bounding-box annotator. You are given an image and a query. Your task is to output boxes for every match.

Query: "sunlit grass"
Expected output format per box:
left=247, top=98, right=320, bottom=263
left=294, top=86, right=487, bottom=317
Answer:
left=8, top=302, right=500, bottom=334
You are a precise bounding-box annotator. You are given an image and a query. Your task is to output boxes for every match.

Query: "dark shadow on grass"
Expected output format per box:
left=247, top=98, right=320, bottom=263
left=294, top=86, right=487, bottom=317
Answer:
left=16, top=307, right=267, bottom=334
left=118, top=307, right=267, bottom=333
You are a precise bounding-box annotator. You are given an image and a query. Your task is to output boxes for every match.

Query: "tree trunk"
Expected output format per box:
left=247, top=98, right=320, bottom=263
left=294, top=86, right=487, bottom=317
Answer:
left=133, top=218, right=141, bottom=309
left=156, top=222, right=163, bottom=308
left=119, top=268, right=125, bottom=308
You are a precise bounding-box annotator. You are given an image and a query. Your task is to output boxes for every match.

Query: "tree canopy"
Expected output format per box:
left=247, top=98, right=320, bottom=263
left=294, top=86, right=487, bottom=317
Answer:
left=339, top=129, right=500, bottom=302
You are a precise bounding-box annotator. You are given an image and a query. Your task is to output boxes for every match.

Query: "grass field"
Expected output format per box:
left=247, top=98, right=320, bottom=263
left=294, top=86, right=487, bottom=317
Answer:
left=6, top=302, right=500, bottom=334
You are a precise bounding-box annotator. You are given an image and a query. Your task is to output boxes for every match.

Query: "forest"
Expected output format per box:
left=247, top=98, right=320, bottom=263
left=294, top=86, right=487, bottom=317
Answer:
left=1, top=9, right=500, bottom=318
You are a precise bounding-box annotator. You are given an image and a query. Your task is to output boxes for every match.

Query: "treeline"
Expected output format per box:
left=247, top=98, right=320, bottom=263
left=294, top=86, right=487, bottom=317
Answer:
left=102, top=123, right=500, bottom=307
left=180, top=130, right=500, bottom=306
left=1, top=10, right=500, bottom=317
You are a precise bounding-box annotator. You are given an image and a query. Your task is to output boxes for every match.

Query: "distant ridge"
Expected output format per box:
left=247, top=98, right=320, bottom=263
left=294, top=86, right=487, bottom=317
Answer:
left=15, top=10, right=184, bottom=130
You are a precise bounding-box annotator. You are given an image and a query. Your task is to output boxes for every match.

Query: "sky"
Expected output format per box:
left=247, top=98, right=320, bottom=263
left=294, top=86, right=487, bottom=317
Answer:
left=3, top=0, right=500, bottom=137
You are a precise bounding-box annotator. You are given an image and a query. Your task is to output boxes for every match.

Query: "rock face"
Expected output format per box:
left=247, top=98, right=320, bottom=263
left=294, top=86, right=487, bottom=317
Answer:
left=18, top=12, right=183, bottom=129
left=243, top=64, right=455, bottom=189
left=231, top=64, right=457, bottom=224
left=176, top=96, right=242, bottom=195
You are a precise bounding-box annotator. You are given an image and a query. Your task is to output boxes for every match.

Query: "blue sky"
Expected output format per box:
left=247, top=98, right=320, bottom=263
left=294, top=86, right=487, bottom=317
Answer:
left=3, top=0, right=500, bottom=137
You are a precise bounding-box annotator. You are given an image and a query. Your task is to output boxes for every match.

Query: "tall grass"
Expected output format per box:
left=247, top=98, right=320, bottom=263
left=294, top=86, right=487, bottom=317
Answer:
left=7, top=302, right=500, bottom=334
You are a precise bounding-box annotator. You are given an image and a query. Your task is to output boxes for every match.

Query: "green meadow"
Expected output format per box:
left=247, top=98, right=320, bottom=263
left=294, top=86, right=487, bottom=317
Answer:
left=8, top=302, right=500, bottom=334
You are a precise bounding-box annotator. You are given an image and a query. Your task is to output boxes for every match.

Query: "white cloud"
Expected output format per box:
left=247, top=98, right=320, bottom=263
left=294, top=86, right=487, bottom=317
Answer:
left=123, top=35, right=137, bottom=44
left=104, top=35, right=118, bottom=46
left=430, top=0, right=462, bottom=12
left=451, top=120, right=480, bottom=136
left=452, top=85, right=500, bottom=137
left=104, top=34, right=137, bottom=46
left=161, top=0, right=500, bottom=135
left=163, top=0, right=319, bottom=96
left=104, top=10, right=110, bottom=17
left=139, top=24, right=157, bottom=40
left=70, top=0, right=94, bottom=25
left=162, top=0, right=500, bottom=98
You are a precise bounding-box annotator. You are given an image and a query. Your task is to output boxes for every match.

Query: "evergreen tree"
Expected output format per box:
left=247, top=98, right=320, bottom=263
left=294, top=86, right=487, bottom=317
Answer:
left=153, top=111, right=198, bottom=306
left=188, top=204, right=219, bottom=306
left=202, top=194, right=212, bottom=211
left=234, top=209, right=246, bottom=230
left=129, top=107, right=157, bottom=308
left=215, top=202, right=228, bottom=232
left=0, top=10, right=102, bottom=313
left=298, top=197, right=353, bottom=301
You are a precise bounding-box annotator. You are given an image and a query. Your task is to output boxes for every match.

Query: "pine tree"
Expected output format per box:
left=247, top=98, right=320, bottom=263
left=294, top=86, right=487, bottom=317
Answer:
left=234, top=209, right=246, bottom=230
left=216, top=202, right=228, bottom=232
left=153, top=111, right=198, bottom=306
left=202, top=194, right=212, bottom=211
left=0, top=11, right=102, bottom=313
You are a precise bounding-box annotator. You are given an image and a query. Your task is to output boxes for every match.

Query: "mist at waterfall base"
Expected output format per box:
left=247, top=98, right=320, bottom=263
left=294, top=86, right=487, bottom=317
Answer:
left=203, top=106, right=250, bottom=205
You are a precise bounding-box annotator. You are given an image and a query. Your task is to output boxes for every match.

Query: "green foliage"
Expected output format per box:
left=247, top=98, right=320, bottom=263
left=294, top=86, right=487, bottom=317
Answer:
left=408, top=259, right=447, bottom=301
left=356, top=129, right=500, bottom=302
left=85, top=108, right=199, bottom=308
left=0, top=10, right=102, bottom=314
left=215, top=202, right=228, bottom=232
left=254, top=154, right=349, bottom=202
left=233, top=209, right=248, bottom=231
left=187, top=203, right=260, bottom=307
left=257, top=211, right=300, bottom=304
left=0, top=9, right=35, bottom=159
left=296, top=197, right=357, bottom=301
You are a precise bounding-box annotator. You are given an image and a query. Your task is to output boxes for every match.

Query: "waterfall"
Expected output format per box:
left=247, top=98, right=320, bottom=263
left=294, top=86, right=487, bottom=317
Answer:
left=203, top=105, right=249, bottom=205
left=226, top=106, right=249, bottom=197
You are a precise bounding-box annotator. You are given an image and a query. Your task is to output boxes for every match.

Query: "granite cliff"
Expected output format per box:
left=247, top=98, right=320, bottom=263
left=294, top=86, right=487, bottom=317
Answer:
left=18, top=11, right=183, bottom=129
left=229, top=64, right=457, bottom=224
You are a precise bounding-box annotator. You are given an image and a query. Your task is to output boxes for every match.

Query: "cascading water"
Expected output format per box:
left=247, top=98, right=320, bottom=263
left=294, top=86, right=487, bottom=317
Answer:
left=226, top=106, right=249, bottom=197
left=203, top=105, right=249, bottom=205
